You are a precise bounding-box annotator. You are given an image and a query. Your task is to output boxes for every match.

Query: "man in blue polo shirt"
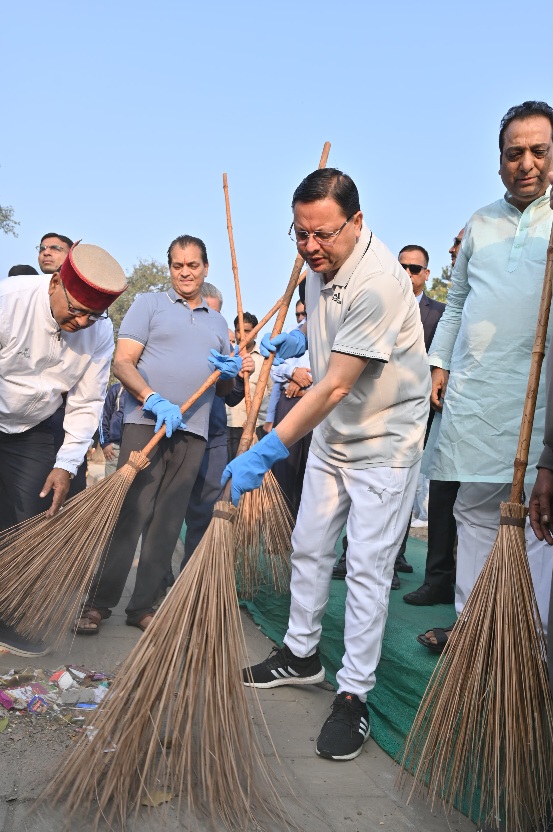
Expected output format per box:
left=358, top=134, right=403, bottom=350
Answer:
left=77, top=234, right=242, bottom=634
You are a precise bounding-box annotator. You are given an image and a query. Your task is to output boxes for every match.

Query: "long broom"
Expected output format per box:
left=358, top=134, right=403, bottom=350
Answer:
left=223, top=171, right=252, bottom=414
left=223, top=170, right=295, bottom=598
left=0, top=288, right=296, bottom=648
left=232, top=142, right=331, bottom=598
left=398, top=224, right=553, bottom=832
left=43, top=200, right=312, bottom=831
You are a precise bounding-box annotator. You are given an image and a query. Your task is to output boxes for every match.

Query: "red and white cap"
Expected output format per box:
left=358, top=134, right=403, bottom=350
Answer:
left=60, top=242, right=127, bottom=311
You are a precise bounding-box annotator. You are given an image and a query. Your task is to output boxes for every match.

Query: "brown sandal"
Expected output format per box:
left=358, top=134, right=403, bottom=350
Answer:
left=74, top=607, right=106, bottom=636
left=125, top=613, right=154, bottom=632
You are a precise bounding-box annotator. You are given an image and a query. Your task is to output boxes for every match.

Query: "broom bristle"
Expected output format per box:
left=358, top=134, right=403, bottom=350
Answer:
left=234, top=471, right=294, bottom=599
left=399, top=501, right=553, bottom=832
left=0, top=451, right=149, bottom=646
left=42, top=499, right=294, bottom=831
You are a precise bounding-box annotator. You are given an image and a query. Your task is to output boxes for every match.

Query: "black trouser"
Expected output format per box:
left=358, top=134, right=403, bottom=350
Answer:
left=424, top=479, right=459, bottom=587
left=0, top=420, right=57, bottom=531
left=226, top=425, right=266, bottom=461
left=272, top=393, right=312, bottom=517
left=88, top=424, right=205, bottom=623
left=395, top=478, right=458, bottom=585
left=182, top=441, right=228, bottom=567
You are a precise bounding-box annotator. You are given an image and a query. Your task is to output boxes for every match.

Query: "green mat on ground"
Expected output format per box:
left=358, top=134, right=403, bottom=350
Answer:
left=240, top=536, right=456, bottom=764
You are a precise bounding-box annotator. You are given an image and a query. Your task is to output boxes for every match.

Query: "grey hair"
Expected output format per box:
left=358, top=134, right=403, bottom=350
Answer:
left=201, top=281, right=223, bottom=308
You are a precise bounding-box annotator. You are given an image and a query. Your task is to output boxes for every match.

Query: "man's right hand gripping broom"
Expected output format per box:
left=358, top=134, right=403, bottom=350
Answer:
left=142, top=393, right=186, bottom=437
left=221, top=430, right=289, bottom=506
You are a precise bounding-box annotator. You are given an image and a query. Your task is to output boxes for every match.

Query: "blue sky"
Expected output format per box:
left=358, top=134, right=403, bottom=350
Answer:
left=1, top=0, right=551, bottom=334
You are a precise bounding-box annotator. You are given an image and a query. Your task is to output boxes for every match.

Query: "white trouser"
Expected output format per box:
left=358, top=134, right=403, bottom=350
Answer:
left=283, top=451, right=420, bottom=701
left=454, top=482, right=553, bottom=632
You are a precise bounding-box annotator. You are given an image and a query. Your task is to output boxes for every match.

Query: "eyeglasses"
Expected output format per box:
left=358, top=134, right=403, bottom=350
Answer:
left=452, top=237, right=462, bottom=247
left=289, top=213, right=355, bottom=246
left=60, top=280, right=108, bottom=321
left=401, top=263, right=427, bottom=275
left=295, top=311, right=306, bottom=319
left=36, top=244, right=67, bottom=253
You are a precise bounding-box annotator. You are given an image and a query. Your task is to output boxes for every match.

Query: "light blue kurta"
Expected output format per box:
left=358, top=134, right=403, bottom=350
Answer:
left=427, top=190, right=552, bottom=483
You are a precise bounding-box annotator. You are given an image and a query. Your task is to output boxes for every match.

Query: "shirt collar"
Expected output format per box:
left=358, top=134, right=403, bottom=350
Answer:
left=167, top=286, right=209, bottom=310
left=320, top=222, right=373, bottom=290
left=502, top=185, right=551, bottom=216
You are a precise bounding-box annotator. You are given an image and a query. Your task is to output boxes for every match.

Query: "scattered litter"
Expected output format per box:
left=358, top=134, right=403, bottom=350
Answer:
left=50, top=670, right=78, bottom=691
left=0, top=664, right=113, bottom=730
left=28, top=695, right=49, bottom=714
left=0, top=683, right=50, bottom=710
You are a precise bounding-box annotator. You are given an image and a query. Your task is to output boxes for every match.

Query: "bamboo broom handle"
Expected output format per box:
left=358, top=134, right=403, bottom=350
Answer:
left=510, top=221, right=553, bottom=503
left=138, top=275, right=305, bottom=459
left=223, top=172, right=251, bottom=412
left=236, top=140, right=331, bottom=456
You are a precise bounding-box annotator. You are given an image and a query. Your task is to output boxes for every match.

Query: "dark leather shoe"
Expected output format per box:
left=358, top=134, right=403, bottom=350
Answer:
left=332, top=553, right=347, bottom=580
left=403, top=582, right=454, bottom=606
left=395, top=553, right=413, bottom=573
left=391, top=570, right=400, bottom=590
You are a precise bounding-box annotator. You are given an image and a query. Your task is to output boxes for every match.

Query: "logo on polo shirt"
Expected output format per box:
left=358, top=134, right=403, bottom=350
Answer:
left=331, top=288, right=342, bottom=305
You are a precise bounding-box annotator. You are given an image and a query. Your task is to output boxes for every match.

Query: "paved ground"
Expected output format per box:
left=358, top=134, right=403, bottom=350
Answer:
left=0, top=537, right=475, bottom=832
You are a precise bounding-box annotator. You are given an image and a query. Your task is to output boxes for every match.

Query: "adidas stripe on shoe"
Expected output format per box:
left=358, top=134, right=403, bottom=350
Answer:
left=242, top=644, right=325, bottom=689
left=316, top=692, right=370, bottom=761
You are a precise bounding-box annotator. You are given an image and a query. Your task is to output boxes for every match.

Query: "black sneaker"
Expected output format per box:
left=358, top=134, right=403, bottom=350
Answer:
left=0, top=621, right=49, bottom=658
left=243, top=644, right=325, bottom=688
left=316, top=692, right=370, bottom=760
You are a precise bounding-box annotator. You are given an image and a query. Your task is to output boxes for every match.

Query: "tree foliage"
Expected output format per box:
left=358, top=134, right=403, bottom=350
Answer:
left=427, top=266, right=452, bottom=303
left=0, top=204, right=19, bottom=237
left=109, top=258, right=171, bottom=337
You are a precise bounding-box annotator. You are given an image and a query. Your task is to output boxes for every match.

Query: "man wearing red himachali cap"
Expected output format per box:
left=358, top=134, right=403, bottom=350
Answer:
left=0, top=242, right=127, bottom=658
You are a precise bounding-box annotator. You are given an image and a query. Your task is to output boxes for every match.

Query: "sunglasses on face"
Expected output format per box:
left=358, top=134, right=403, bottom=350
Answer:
left=401, top=263, right=426, bottom=275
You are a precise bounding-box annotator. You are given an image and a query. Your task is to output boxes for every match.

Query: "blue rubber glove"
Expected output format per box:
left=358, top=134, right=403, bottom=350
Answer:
left=208, top=346, right=243, bottom=379
left=221, top=430, right=290, bottom=506
left=143, top=393, right=186, bottom=438
left=260, top=329, right=307, bottom=366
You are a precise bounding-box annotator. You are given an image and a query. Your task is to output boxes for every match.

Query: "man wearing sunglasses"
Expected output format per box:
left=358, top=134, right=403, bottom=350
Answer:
left=0, top=242, right=126, bottom=657
left=222, top=168, right=430, bottom=761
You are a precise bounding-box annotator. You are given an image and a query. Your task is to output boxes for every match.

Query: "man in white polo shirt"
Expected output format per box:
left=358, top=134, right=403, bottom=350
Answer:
left=222, top=169, right=430, bottom=761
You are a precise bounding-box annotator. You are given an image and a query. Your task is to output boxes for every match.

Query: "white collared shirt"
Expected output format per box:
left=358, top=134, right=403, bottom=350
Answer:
left=0, top=275, right=114, bottom=474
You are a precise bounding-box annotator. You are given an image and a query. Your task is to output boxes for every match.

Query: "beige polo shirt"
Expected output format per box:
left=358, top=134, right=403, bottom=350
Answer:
left=305, top=224, right=430, bottom=468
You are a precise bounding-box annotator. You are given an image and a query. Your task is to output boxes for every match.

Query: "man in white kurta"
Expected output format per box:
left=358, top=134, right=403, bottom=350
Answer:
left=222, top=169, right=430, bottom=761
left=425, top=101, right=553, bottom=645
